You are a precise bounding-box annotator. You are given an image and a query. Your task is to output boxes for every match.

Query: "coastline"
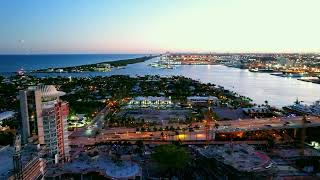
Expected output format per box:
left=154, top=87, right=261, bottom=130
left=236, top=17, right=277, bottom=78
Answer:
left=298, top=78, right=320, bottom=84
left=225, top=65, right=320, bottom=85
left=1, top=62, right=319, bottom=107
left=32, top=55, right=158, bottom=73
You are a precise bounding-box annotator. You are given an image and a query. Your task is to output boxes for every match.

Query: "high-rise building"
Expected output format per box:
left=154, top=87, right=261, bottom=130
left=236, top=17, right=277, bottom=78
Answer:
left=19, top=85, right=70, bottom=162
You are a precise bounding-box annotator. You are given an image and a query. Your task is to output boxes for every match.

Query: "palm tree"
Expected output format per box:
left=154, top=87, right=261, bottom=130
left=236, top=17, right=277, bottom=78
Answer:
left=214, top=123, right=219, bottom=129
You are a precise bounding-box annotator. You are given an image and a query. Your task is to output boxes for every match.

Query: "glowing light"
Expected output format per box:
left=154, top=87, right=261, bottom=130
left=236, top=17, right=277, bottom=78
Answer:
left=196, top=134, right=205, bottom=138
left=178, top=134, right=186, bottom=139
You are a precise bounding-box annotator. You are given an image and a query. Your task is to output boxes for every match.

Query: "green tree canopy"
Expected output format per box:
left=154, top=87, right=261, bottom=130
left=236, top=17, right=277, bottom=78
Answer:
left=151, top=144, right=190, bottom=174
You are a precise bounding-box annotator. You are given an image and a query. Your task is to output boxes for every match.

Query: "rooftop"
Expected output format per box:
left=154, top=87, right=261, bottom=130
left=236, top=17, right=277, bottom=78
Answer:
left=0, top=111, right=15, bottom=122
left=187, top=96, right=218, bottom=101
left=198, top=144, right=274, bottom=172
left=133, top=96, right=171, bottom=101
left=47, top=155, right=140, bottom=179
left=0, top=144, right=42, bottom=179
left=273, top=147, right=320, bottom=158
left=28, top=85, right=65, bottom=97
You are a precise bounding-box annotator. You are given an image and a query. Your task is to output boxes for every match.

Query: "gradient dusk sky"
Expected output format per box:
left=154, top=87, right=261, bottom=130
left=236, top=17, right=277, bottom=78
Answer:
left=0, top=0, right=319, bottom=54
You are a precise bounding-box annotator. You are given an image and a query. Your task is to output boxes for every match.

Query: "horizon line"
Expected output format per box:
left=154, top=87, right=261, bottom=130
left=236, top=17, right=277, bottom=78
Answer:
left=1, top=51, right=320, bottom=55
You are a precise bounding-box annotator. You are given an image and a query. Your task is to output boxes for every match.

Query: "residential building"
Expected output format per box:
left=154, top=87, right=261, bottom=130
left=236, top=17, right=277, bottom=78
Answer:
left=19, top=85, right=70, bottom=162
left=128, top=96, right=173, bottom=108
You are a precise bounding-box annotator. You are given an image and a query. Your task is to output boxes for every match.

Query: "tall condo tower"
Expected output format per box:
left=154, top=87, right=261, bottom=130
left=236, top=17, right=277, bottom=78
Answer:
left=19, top=85, right=70, bottom=162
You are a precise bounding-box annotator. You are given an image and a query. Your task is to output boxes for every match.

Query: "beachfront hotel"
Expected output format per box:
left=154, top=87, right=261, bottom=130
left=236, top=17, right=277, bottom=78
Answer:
left=19, top=85, right=70, bottom=162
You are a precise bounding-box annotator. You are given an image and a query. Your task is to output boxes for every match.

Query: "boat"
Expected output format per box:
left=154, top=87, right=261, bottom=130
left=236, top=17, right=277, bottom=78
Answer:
left=149, top=63, right=160, bottom=67
left=286, top=73, right=304, bottom=78
left=249, top=68, right=273, bottom=73
left=17, top=68, right=25, bottom=76
left=283, top=99, right=312, bottom=115
left=249, top=68, right=259, bottom=72
left=165, top=65, right=175, bottom=69
left=259, top=68, right=274, bottom=73
left=309, top=100, right=320, bottom=116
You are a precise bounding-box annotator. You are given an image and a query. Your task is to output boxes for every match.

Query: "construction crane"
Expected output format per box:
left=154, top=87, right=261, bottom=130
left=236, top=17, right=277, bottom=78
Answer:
left=13, top=134, right=23, bottom=180
left=300, top=115, right=307, bottom=156
left=205, top=99, right=214, bottom=145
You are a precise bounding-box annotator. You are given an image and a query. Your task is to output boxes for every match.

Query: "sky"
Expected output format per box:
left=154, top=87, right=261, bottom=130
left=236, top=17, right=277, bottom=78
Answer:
left=0, top=0, right=319, bottom=54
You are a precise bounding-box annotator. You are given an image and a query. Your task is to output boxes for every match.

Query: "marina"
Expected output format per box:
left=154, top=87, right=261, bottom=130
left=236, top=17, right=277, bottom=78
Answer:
left=283, top=99, right=320, bottom=116
left=1, top=0, right=320, bottom=179
left=1, top=56, right=320, bottom=107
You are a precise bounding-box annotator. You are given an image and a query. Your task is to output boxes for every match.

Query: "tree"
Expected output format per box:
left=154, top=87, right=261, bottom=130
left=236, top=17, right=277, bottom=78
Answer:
left=151, top=144, right=190, bottom=177
left=267, top=136, right=275, bottom=150
left=214, top=123, right=219, bottom=129
left=135, top=140, right=144, bottom=149
left=0, top=132, right=14, bottom=146
left=135, top=140, right=144, bottom=156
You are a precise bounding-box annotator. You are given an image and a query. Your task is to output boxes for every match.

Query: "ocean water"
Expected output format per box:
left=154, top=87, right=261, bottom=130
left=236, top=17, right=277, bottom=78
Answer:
left=0, top=55, right=319, bottom=107
left=0, top=54, right=146, bottom=72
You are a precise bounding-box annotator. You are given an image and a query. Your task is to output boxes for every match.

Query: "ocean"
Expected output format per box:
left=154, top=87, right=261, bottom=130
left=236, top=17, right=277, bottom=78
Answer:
left=0, top=55, right=319, bottom=107
left=0, top=54, right=146, bottom=72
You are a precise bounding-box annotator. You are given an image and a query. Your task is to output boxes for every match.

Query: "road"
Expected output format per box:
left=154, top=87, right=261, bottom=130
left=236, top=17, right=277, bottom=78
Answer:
left=69, top=115, right=320, bottom=146
left=212, top=115, right=320, bottom=133
left=70, top=107, right=109, bottom=138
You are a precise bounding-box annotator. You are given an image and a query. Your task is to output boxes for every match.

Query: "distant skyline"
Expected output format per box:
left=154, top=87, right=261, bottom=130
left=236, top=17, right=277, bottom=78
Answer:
left=0, top=0, right=320, bottom=54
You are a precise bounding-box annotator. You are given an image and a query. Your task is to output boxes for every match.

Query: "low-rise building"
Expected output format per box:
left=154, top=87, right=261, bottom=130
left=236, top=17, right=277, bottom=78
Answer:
left=128, top=96, right=173, bottom=108
left=187, top=96, right=219, bottom=107
left=0, top=111, right=16, bottom=125
left=96, top=63, right=111, bottom=72
left=0, top=111, right=16, bottom=132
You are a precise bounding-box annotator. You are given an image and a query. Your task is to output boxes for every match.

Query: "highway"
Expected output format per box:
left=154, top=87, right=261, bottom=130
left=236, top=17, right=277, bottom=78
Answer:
left=69, top=115, right=320, bottom=146
left=212, top=115, right=320, bottom=133
left=70, top=107, right=109, bottom=138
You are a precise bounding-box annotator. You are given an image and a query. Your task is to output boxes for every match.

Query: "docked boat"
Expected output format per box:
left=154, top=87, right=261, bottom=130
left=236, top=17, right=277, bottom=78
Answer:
left=259, top=68, right=274, bottom=73
left=310, top=100, right=320, bottom=116
left=283, top=99, right=320, bottom=116
left=286, top=73, right=304, bottom=78
left=149, top=63, right=160, bottom=67
left=249, top=68, right=273, bottom=73
left=249, top=68, right=259, bottom=72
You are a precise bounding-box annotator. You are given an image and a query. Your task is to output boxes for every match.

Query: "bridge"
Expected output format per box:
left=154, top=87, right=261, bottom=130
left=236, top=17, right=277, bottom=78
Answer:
left=211, top=115, right=320, bottom=133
